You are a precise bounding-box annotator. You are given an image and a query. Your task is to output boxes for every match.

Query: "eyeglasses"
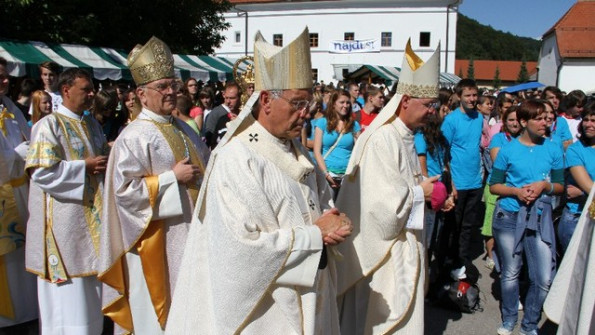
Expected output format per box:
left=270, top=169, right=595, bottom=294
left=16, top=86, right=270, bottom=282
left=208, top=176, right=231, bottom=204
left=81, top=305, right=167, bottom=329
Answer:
left=146, top=81, right=181, bottom=94
left=276, top=95, right=313, bottom=112
left=419, top=100, right=440, bottom=110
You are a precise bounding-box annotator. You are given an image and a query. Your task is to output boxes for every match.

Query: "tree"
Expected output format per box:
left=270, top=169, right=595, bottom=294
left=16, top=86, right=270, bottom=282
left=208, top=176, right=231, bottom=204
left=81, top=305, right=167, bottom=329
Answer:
left=517, top=58, right=530, bottom=83
left=467, top=57, right=475, bottom=81
left=493, top=66, right=501, bottom=89
left=458, top=67, right=464, bottom=79
left=1, top=0, right=232, bottom=54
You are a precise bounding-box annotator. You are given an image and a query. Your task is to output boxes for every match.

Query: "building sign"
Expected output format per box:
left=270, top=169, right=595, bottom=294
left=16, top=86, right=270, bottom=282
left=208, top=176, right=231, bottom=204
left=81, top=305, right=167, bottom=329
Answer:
left=328, top=39, right=380, bottom=54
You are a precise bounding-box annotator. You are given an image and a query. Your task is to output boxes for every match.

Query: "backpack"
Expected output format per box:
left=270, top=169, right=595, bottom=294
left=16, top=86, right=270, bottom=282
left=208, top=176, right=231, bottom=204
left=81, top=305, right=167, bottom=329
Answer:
left=437, top=280, right=482, bottom=313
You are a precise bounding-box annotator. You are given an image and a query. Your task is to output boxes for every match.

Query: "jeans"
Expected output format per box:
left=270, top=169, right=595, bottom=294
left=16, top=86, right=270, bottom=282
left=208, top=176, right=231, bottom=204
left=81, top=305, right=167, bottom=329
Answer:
left=557, top=206, right=580, bottom=254
left=424, top=208, right=445, bottom=255
left=493, top=204, right=554, bottom=332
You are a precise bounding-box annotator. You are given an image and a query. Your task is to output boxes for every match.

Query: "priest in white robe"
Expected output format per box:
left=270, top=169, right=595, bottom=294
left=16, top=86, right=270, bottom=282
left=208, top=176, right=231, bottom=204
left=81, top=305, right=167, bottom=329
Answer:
left=26, top=68, right=108, bottom=334
left=543, top=186, right=595, bottom=335
left=165, top=28, right=353, bottom=335
left=98, top=36, right=210, bottom=335
left=0, top=57, right=38, bottom=329
left=335, top=40, right=442, bottom=335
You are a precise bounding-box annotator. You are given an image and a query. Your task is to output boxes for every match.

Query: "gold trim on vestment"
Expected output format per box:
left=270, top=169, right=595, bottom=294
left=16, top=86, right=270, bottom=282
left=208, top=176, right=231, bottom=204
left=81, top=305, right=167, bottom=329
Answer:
left=0, top=255, right=15, bottom=319
left=0, top=183, right=25, bottom=256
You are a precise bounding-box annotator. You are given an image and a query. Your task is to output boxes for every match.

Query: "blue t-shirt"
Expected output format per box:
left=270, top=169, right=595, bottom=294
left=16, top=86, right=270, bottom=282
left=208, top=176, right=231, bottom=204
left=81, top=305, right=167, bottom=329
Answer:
left=441, top=107, right=483, bottom=190
left=490, top=138, right=564, bottom=212
left=315, top=118, right=360, bottom=174
left=565, top=141, right=595, bottom=213
left=414, top=131, right=446, bottom=178
left=488, top=132, right=515, bottom=151
left=550, top=116, right=572, bottom=148
left=306, top=118, right=321, bottom=161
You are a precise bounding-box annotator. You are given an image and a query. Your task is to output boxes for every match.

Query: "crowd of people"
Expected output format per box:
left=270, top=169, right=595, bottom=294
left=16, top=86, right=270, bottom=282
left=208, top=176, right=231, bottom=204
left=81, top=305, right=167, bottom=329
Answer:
left=0, top=27, right=593, bottom=335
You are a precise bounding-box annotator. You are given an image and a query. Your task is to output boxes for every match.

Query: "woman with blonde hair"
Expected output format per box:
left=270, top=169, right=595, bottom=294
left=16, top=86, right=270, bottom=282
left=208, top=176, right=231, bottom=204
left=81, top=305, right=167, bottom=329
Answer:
left=30, top=90, right=52, bottom=126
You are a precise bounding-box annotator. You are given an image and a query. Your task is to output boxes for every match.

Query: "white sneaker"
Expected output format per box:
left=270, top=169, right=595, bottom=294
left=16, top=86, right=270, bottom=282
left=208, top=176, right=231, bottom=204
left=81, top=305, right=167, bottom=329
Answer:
left=518, top=300, right=523, bottom=311
left=485, top=257, right=495, bottom=270
left=450, top=265, right=467, bottom=281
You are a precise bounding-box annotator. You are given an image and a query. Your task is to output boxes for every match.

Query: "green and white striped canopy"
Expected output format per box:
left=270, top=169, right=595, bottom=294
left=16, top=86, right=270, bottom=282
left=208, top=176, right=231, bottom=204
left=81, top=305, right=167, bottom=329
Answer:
left=0, top=39, right=242, bottom=83
left=347, top=64, right=461, bottom=87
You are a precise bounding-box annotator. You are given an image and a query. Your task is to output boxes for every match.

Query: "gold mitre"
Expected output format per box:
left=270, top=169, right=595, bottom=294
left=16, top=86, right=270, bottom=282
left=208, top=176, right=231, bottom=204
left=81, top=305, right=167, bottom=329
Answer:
left=396, top=39, right=440, bottom=98
left=127, top=36, right=175, bottom=85
left=254, top=28, right=312, bottom=91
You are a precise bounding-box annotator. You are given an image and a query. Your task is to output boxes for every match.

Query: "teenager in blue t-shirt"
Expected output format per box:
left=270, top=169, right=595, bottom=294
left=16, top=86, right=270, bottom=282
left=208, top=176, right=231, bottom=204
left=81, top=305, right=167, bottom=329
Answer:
left=489, top=100, right=564, bottom=335
left=314, top=91, right=361, bottom=199
left=542, top=99, right=572, bottom=150
left=439, top=79, right=483, bottom=280
left=558, top=103, right=595, bottom=253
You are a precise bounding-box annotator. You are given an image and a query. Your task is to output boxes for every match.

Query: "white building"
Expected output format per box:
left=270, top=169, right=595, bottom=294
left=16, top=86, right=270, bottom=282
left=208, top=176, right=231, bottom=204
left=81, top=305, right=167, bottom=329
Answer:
left=218, top=0, right=462, bottom=83
left=538, top=0, right=595, bottom=93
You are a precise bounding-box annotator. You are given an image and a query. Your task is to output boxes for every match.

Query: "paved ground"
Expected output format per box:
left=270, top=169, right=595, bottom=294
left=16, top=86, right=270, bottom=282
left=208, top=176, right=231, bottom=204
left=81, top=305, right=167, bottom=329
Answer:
left=425, top=245, right=559, bottom=335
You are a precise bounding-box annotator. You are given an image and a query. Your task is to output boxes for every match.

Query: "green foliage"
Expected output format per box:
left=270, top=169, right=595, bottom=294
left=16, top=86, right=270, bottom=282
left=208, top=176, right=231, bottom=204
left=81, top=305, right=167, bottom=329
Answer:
left=0, top=0, right=231, bottom=54
left=456, top=14, right=540, bottom=61
left=493, top=66, right=501, bottom=89
left=467, top=57, right=475, bottom=80
left=458, top=67, right=464, bottom=79
left=517, top=59, right=530, bottom=83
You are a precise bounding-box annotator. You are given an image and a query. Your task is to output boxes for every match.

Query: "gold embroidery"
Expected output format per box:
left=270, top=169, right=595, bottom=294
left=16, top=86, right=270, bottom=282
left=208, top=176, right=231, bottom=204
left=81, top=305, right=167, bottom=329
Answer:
left=396, top=82, right=439, bottom=98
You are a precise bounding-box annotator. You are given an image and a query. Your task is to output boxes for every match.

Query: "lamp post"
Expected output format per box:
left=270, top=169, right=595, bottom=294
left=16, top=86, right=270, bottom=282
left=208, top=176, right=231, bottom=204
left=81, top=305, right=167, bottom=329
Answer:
left=236, top=7, right=249, bottom=56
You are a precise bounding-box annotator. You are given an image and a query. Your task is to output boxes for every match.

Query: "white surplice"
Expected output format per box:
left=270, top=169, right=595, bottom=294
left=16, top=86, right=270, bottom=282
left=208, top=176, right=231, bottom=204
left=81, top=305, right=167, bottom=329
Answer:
left=166, top=115, right=340, bottom=334
left=25, top=105, right=107, bottom=335
left=335, top=116, right=425, bottom=335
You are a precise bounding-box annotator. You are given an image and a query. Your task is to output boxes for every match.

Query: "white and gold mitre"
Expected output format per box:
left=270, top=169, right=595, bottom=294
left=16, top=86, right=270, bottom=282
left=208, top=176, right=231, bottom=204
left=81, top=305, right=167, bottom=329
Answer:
left=253, top=28, right=312, bottom=91
left=127, top=36, right=175, bottom=85
left=396, top=39, right=440, bottom=98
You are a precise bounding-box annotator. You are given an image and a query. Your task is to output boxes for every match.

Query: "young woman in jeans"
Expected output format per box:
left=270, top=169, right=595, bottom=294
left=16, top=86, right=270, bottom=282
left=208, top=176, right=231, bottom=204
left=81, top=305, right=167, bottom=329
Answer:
left=558, top=102, right=595, bottom=254
left=489, top=100, right=564, bottom=335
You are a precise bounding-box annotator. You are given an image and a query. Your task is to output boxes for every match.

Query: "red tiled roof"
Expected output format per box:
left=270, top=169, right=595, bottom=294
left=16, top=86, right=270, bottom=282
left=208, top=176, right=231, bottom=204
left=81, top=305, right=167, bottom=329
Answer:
left=454, top=60, right=537, bottom=81
left=543, top=1, right=595, bottom=58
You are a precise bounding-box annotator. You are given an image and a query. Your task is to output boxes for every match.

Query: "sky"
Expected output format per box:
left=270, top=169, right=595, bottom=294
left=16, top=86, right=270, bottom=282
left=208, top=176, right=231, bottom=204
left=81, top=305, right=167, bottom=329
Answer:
left=458, top=0, right=576, bottom=39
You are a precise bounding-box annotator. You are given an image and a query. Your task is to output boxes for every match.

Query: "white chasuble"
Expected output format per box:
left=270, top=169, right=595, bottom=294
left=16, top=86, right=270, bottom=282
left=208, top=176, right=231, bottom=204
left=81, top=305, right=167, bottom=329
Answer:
left=544, top=186, right=595, bottom=335
left=335, top=117, right=425, bottom=335
left=166, top=115, right=340, bottom=335
left=0, top=96, right=37, bottom=327
left=99, top=108, right=209, bottom=334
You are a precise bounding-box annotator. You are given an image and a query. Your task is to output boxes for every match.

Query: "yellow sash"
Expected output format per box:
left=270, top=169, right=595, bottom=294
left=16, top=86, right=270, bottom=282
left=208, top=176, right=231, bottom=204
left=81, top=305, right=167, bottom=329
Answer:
left=0, top=107, right=14, bottom=137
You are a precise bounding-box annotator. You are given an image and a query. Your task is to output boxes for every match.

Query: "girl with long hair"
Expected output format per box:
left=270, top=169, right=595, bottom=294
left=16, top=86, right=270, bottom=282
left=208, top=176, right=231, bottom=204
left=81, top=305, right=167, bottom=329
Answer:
left=30, top=90, right=52, bottom=126
left=314, top=90, right=361, bottom=199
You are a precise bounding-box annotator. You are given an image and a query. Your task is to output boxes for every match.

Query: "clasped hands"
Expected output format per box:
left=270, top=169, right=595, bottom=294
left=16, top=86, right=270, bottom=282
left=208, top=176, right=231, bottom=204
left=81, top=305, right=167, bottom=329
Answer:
left=85, top=155, right=108, bottom=175
left=315, top=208, right=353, bottom=246
left=516, top=181, right=548, bottom=205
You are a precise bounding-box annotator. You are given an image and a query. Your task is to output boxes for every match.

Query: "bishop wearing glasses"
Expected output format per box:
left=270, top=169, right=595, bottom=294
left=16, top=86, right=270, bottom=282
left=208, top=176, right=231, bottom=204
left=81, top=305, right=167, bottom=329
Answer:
left=166, top=28, right=353, bottom=334
left=98, top=37, right=210, bottom=334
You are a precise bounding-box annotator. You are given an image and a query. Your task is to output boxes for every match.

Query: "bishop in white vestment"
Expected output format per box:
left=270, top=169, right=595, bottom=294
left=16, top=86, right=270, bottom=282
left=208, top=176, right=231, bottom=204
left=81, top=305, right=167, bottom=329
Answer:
left=99, top=37, right=209, bottom=335
left=335, top=40, right=442, bottom=335
left=166, top=28, right=353, bottom=335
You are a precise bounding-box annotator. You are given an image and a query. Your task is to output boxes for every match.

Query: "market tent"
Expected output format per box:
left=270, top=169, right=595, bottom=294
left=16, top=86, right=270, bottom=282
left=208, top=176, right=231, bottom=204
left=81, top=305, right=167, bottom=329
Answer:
left=0, top=39, right=241, bottom=82
left=502, top=81, right=545, bottom=93
left=346, top=64, right=461, bottom=87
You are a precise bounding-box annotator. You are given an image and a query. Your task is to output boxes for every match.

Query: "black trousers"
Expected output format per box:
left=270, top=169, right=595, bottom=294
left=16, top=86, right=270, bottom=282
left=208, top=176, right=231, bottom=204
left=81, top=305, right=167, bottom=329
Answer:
left=451, top=187, right=484, bottom=268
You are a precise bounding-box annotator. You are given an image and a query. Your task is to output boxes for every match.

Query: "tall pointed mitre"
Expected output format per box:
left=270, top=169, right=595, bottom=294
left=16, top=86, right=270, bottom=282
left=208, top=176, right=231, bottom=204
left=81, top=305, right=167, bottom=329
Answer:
left=217, top=28, right=313, bottom=148
left=396, top=39, right=440, bottom=98
left=127, top=36, right=175, bottom=85
left=253, top=28, right=312, bottom=91
left=345, top=38, right=441, bottom=176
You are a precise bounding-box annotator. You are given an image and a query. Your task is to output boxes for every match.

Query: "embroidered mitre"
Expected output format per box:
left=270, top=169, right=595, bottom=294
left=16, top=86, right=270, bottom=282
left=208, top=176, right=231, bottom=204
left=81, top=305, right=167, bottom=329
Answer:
left=127, top=36, right=175, bottom=85
left=396, top=39, right=440, bottom=98
left=254, top=28, right=312, bottom=91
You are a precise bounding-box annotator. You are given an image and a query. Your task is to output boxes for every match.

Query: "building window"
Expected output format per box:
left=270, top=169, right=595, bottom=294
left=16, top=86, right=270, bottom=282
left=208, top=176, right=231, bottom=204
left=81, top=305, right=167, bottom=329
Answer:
left=235, top=31, right=241, bottom=43
left=309, top=33, right=319, bottom=48
left=381, top=32, right=392, bottom=47
left=344, top=32, right=354, bottom=41
left=342, top=68, right=350, bottom=79
left=419, top=32, right=431, bottom=47
left=312, top=69, right=318, bottom=83
left=273, top=34, right=283, bottom=47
